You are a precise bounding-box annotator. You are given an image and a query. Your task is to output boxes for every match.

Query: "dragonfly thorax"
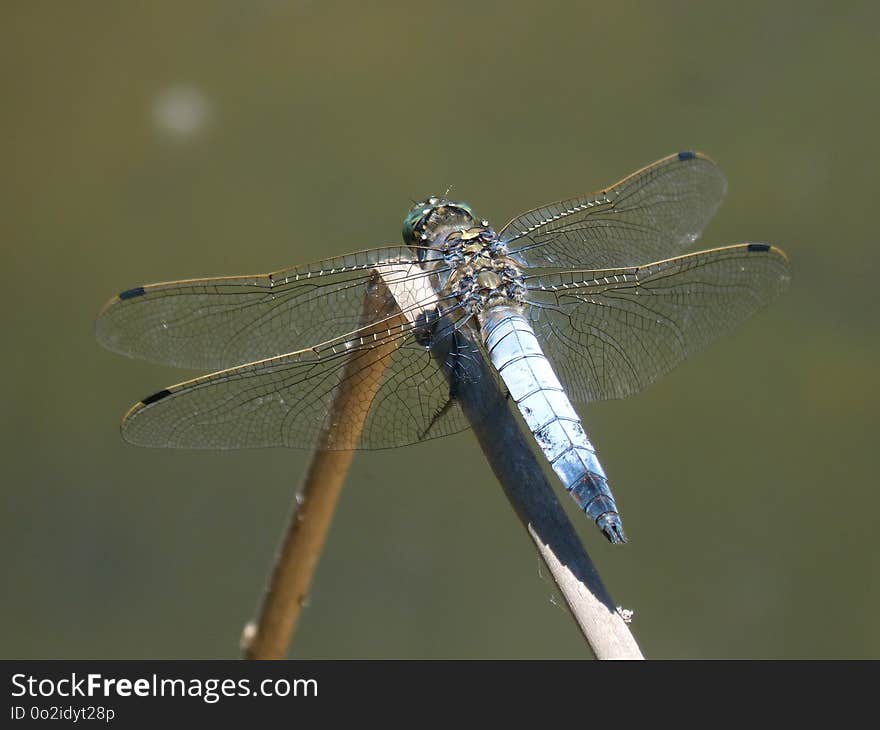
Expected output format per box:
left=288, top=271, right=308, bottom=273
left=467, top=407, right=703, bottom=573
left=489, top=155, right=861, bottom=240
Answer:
left=443, top=229, right=525, bottom=315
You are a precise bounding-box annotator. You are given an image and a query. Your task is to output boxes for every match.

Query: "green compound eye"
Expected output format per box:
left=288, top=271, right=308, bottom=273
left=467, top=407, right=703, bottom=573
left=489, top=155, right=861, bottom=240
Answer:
left=402, top=202, right=430, bottom=246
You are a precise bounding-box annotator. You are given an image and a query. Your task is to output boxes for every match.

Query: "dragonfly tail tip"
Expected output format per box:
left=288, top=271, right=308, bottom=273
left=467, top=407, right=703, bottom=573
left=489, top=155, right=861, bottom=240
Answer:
left=597, top=513, right=627, bottom=544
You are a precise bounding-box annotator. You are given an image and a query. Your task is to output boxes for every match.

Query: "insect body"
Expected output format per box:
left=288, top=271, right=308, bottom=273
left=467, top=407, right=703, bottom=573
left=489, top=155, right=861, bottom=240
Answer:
left=96, top=152, right=789, bottom=543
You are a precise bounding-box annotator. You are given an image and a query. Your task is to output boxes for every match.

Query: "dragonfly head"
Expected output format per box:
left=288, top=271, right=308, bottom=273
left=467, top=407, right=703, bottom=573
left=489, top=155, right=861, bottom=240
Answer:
left=403, top=197, right=478, bottom=259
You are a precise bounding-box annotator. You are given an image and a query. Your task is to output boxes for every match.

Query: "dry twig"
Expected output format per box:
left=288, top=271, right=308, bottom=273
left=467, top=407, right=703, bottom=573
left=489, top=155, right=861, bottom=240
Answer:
left=242, top=264, right=643, bottom=659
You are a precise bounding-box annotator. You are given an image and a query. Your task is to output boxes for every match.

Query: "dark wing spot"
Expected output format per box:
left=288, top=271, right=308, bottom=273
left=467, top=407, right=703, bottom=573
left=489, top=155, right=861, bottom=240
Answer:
left=677, top=150, right=696, bottom=161
left=141, top=389, right=172, bottom=406
left=119, top=286, right=146, bottom=300
left=747, top=243, right=771, bottom=252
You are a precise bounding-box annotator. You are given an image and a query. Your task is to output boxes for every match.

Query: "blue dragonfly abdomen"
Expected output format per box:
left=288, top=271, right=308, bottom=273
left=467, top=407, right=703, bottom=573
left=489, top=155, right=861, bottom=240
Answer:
left=480, top=305, right=625, bottom=542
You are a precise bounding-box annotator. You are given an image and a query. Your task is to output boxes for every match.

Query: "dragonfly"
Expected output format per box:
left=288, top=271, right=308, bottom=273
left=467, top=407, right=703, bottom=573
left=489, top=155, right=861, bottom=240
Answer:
left=96, top=151, right=790, bottom=544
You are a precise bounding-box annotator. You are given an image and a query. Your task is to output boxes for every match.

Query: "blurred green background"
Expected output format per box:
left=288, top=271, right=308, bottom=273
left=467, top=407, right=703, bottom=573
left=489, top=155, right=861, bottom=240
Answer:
left=2, top=1, right=877, bottom=659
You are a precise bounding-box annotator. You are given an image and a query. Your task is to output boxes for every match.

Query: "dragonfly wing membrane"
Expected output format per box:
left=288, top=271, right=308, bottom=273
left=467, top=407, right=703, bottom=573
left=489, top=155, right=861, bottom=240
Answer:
left=121, top=320, right=473, bottom=451
left=499, top=152, right=728, bottom=268
left=523, top=244, right=790, bottom=402
left=96, top=247, right=443, bottom=370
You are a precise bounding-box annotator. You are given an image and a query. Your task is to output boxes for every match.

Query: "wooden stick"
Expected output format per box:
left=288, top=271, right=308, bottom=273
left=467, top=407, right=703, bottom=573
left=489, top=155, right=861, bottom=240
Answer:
left=242, top=264, right=642, bottom=659
left=432, top=325, right=644, bottom=660
left=241, top=271, right=407, bottom=660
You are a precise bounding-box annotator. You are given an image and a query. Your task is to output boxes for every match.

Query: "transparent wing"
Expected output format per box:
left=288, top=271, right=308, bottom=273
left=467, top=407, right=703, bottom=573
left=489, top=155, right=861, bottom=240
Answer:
left=120, top=313, right=480, bottom=450
left=96, top=246, right=447, bottom=370
left=499, top=151, right=728, bottom=268
left=522, top=244, right=790, bottom=403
